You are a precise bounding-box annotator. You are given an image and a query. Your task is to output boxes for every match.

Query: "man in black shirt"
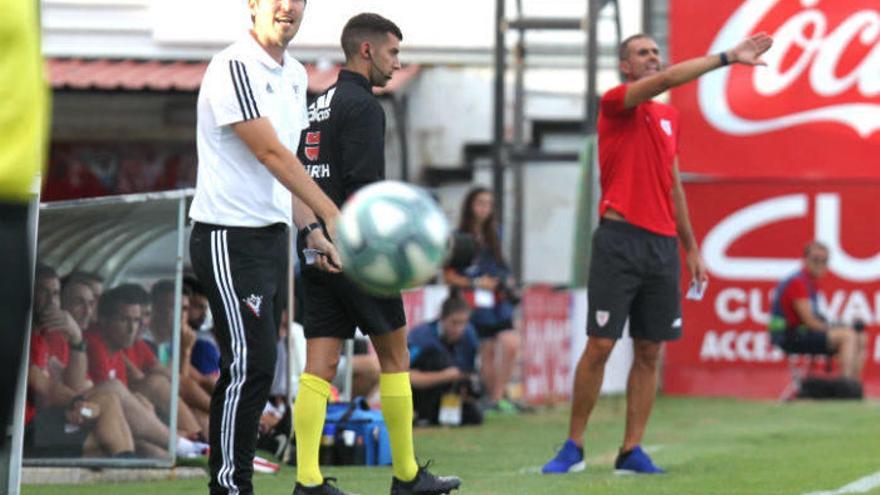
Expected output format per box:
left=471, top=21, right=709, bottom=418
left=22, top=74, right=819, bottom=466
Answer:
left=291, top=13, right=460, bottom=495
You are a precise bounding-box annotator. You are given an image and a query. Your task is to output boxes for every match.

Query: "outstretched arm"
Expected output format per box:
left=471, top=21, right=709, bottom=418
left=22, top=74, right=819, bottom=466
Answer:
left=624, top=33, right=773, bottom=109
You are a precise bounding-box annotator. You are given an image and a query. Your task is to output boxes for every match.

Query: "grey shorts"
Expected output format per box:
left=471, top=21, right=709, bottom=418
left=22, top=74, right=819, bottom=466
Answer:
left=587, top=219, right=682, bottom=341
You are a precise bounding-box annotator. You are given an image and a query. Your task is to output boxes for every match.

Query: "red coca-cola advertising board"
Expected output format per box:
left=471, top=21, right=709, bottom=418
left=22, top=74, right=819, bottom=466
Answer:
left=669, top=0, right=879, bottom=179
left=665, top=182, right=880, bottom=398
left=521, top=286, right=573, bottom=405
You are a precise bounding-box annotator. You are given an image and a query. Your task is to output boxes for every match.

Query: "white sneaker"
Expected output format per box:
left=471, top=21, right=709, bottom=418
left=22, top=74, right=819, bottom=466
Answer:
left=176, top=436, right=209, bottom=458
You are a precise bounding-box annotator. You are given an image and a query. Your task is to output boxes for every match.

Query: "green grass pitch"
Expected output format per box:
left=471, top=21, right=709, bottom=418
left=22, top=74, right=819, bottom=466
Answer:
left=22, top=396, right=880, bottom=495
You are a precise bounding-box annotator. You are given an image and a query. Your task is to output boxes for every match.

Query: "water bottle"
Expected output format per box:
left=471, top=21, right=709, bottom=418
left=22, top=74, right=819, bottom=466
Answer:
left=337, top=429, right=356, bottom=465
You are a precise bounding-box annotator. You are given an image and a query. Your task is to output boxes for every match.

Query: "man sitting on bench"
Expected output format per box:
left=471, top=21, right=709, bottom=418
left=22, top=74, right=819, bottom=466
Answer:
left=769, top=241, right=867, bottom=382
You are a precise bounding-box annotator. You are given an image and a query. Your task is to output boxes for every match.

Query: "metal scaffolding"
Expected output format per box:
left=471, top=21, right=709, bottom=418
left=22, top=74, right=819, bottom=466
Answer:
left=492, top=0, right=623, bottom=279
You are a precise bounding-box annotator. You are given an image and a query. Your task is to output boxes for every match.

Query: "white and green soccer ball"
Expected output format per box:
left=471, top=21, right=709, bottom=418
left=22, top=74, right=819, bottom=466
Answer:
left=336, top=181, right=449, bottom=297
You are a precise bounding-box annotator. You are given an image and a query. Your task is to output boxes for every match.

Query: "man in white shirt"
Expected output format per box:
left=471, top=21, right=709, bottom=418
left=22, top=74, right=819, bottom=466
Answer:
left=189, top=1, right=341, bottom=493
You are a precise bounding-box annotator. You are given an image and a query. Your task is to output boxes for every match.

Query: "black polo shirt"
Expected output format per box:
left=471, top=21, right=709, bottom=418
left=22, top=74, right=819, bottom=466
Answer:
left=297, top=69, right=386, bottom=207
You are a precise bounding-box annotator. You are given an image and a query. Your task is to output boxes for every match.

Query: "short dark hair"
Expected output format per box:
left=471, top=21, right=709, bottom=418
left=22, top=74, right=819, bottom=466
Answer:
left=183, top=274, right=207, bottom=298
left=804, top=241, right=829, bottom=258
left=35, top=263, right=58, bottom=283
left=340, top=13, right=402, bottom=61
left=619, top=33, right=652, bottom=60
left=440, top=295, right=471, bottom=319
left=115, top=283, right=150, bottom=305
left=61, top=278, right=92, bottom=298
left=98, top=285, right=145, bottom=320
left=151, top=279, right=176, bottom=302
left=64, top=270, right=103, bottom=286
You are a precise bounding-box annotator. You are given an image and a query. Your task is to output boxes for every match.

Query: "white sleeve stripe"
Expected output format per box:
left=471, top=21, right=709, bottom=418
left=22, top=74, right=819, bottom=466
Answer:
left=234, top=60, right=260, bottom=119
left=227, top=60, right=251, bottom=120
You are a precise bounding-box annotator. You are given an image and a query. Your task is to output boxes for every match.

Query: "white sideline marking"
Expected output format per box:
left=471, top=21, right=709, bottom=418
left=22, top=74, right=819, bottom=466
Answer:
left=803, top=471, right=880, bottom=495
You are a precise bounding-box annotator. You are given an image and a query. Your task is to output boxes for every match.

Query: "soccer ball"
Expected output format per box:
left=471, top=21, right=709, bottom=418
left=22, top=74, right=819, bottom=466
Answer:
left=336, top=181, right=449, bottom=297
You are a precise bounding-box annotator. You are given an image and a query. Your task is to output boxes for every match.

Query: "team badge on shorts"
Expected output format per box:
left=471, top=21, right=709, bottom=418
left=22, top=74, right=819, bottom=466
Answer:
left=244, top=294, right=263, bottom=318
left=596, top=310, right=610, bottom=328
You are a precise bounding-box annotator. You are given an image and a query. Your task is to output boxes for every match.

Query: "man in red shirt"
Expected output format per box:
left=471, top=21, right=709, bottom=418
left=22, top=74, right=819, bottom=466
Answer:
left=26, top=264, right=135, bottom=458
left=86, top=285, right=208, bottom=458
left=543, top=32, right=773, bottom=475
left=769, top=241, right=866, bottom=381
left=61, top=278, right=95, bottom=334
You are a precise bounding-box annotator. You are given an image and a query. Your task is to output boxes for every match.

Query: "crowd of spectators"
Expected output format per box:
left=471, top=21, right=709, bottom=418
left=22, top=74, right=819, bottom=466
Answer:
left=25, top=184, right=531, bottom=463
left=26, top=265, right=211, bottom=460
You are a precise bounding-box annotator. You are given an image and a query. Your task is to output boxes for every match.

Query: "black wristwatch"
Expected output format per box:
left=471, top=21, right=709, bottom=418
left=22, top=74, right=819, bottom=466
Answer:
left=299, top=222, right=322, bottom=238
left=69, top=339, right=87, bottom=352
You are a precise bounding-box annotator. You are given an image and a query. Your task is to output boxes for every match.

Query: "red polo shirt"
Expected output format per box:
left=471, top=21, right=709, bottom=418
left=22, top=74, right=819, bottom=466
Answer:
left=84, top=329, right=128, bottom=386
left=125, top=338, right=158, bottom=372
left=597, top=84, right=680, bottom=236
left=26, top=331, right=70, bottom=424
left=778, top=270, right=820, bottom=328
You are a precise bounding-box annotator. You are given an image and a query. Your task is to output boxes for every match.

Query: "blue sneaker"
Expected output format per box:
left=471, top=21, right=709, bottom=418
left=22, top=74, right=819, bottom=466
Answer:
left=541, top=439, right=585, bottom=474
left=614, top=445, right=664, bottom=474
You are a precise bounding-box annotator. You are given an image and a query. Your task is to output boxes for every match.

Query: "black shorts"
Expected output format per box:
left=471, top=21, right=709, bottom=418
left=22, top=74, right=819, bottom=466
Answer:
left=772, top=330, right=831, bottom=355
left=587, top=219, right=682, bottom=341
left=300, top=267, right=406, bottom=339
left=24, top=407, right=88, bottom=458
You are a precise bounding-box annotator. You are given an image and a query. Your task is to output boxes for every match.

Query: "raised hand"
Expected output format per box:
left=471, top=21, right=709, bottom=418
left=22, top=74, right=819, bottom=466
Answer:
left=730, top=32, right=773, bottom=66
left=40, top=308, right=83, bottom=344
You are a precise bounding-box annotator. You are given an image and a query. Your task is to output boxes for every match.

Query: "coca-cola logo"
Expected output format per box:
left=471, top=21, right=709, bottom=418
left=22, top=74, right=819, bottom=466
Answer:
left=703, top=192, right=880, bottom=282
left=698, top=0, right=880, bottom=137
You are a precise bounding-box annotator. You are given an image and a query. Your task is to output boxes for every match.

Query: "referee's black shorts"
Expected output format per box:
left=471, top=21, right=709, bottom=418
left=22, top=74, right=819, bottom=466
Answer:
left=299, top=265, right=406, bottom=339
left=587, top=219, right=682, bottom=342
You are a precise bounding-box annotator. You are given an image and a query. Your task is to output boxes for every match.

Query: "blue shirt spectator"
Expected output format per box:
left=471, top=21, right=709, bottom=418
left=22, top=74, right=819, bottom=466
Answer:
left=408, top=320, right=478, bottom=374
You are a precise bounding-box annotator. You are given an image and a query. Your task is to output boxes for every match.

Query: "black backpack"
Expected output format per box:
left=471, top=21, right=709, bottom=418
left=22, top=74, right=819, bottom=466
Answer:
left=798, top=377, right=863, bottom=399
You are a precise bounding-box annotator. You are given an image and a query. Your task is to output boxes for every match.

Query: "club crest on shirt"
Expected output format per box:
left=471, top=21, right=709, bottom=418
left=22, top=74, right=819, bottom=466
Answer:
left=304, top=131, right=321, bottom=161
left=244, top=294, right=263, bottom=318
left=660, top=118, right=673, bottom=136
left=596, top=310, right=610, bottom=328
left=265, top=82, right=274, bottom=94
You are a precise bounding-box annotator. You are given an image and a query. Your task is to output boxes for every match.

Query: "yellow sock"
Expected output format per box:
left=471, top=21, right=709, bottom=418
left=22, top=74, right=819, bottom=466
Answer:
left=380, top=372, right=419, bottom=481
left=294, top=373, right=330, bottom=486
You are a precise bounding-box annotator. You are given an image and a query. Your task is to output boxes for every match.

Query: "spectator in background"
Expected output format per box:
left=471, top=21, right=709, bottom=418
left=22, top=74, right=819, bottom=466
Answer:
left=116, top=281, right=209, bottom=439
left=148, top=280, right=214, bottom=427
left=184, top=275, right=221, bottom=381
left=769, top=241, right=867, bottom=381
left=42, top=155, right=107, bottom=201
left=444, top=186, right=521, bottom=413
left=26, top=264, right=136, bottom=458
left=64, top=270, right=104, bottom=327
left=408, top=295, right=482, bottom=426
left=84, top=285, right=208, bottom=457
left=61, top=276, right=96, bottom=332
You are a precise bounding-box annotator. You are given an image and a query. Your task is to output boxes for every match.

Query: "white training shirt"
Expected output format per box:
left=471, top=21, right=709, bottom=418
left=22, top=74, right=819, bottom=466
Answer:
left=189, top=33, right=310, bottom=227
